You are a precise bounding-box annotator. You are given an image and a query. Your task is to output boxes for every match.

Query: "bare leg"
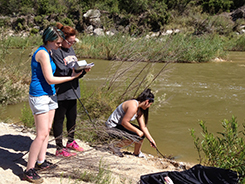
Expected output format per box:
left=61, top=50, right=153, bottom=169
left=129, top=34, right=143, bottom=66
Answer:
left=113, top=138, right=144, bottom=155
left=133, top=139, right=144, bottom=155
left=37, top=109, right=55, bottom=162
left=109, top=139, right=132, bottom=156
left=26, top=111, right=52, bottom=170
left=114, top=139, right=133, bottom=148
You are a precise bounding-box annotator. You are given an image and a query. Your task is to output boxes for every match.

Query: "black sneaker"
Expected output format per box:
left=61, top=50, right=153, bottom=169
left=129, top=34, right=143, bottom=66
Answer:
left=23, top=168, right=43, bottom=183
left=35, top=160, right=58, bottom=171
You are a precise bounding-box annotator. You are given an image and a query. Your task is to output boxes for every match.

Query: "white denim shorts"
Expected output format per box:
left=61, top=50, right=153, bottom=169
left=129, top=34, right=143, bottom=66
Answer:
left=29, top=94, right=58, bottom=115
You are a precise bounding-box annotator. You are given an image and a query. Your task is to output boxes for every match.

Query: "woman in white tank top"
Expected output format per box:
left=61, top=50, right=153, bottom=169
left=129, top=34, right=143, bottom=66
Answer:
left=106, top=88, right=157, bottom=157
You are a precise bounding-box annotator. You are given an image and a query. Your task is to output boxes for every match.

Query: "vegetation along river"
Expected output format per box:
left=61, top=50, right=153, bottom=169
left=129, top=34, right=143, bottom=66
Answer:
left=2, top=51, right=245, bottom=164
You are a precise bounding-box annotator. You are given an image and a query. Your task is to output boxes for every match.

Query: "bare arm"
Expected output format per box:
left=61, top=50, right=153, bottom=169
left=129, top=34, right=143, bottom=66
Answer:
left=137, top=114, right=157, bottom=148
left=120, top=100, right=144, bottom=137
left=37, top=50, right=83, bottom=84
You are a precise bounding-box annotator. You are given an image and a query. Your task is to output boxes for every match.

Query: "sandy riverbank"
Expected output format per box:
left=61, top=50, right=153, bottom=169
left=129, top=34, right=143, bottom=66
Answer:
left=0, top=122, right=194, bottom=184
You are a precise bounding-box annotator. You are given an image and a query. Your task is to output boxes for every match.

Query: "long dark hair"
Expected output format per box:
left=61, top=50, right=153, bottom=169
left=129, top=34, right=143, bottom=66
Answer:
left=135, top=88, right=154, bottom=125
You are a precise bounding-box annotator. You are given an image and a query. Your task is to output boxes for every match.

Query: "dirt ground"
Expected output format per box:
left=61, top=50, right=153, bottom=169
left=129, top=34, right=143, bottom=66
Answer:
left=0, top=122, right=194, bottom=184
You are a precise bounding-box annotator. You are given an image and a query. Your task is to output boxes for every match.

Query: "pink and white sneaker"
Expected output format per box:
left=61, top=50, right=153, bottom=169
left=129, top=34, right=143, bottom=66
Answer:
left=66, top=140, right=84, bottom=152
left=55, top=148, right=77, bottom=157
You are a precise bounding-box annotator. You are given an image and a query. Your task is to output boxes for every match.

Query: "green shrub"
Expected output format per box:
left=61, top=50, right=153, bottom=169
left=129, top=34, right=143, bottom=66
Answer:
left=0, top=71, right=29, bottom=105
left=59, top=17, right=74, bottom=27
left=34, top=16, right=43, bottom=24
left=201, top=0, right=233, bottom=14
left=0, top=19, right=5, bottom=27
left=207, top=15, right=234, bottom=35
left=225, top=34, right=245, bottom=51
left=30, top=28, right=39, bottom=35
left=20, top=7, right=34, bottom=15
left=0, top=34, right=33, bottom=106
left=15, top=18, right=26, bottom=31
left=0, top=0, right=244, bottom=36
left=16, top=22, right=23, bottom=31
left=190, top=116, right=245, bottom=183
left=20, top=104, right=34, bottom=128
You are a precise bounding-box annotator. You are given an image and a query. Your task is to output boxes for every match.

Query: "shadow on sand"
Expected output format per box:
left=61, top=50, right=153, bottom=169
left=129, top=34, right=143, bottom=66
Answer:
left=0, top=134, right=55, bottom=180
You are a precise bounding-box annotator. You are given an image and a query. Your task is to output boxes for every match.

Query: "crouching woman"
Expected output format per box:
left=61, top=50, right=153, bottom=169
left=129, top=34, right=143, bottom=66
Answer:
left=105, top=88, right=156, bottom=157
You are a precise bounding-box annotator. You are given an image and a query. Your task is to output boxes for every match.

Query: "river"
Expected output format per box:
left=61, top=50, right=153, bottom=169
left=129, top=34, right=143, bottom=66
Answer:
left=1, top=51, right=245, bottom=163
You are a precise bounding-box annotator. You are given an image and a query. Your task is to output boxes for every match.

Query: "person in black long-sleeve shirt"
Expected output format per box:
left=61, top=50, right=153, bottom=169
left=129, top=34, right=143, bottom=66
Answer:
left=52, top=22, right=91, bottom=157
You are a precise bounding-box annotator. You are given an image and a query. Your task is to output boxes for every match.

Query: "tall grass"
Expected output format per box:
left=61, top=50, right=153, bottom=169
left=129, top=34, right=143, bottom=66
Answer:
left=20, top=104, right=34, bottom=128
left=224, top=34, right=245, bottom=51
left=73, top=159, right=113, bottom=184
left=72, top=34, right=174, bottom=151
left=75, top=33, right=226, bottom=63
left=0, top=29, right=39, bottom=106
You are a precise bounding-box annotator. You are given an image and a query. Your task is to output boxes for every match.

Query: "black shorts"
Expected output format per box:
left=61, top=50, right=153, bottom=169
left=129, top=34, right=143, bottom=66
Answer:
left=111, top=123, right=145, bottom=140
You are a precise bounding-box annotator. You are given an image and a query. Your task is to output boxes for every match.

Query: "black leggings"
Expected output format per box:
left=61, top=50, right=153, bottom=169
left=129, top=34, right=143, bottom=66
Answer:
left=53, top=99, right=77, bottom=150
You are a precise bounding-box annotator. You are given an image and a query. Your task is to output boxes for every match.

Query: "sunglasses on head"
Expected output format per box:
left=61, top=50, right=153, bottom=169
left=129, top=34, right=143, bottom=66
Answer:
left=147, top=98, right=154, bottom=103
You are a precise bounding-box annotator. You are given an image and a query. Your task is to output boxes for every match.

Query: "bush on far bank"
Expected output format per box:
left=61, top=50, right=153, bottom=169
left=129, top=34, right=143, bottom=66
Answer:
left=1, top=0, right=245, bottom=38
